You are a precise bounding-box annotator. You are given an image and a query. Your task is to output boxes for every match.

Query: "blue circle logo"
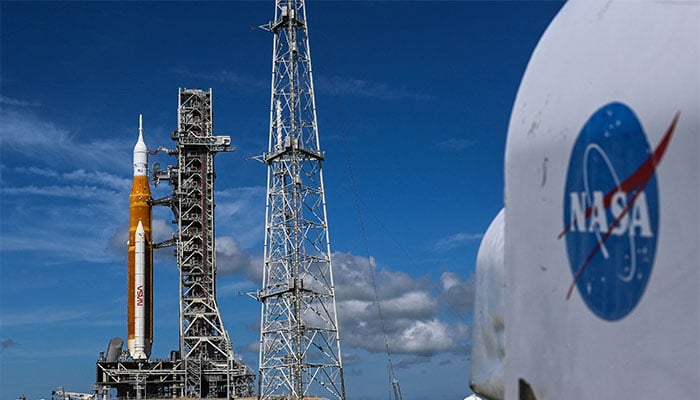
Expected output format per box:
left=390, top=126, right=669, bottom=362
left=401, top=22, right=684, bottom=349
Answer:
left=561, top=102, right=677, bottom=320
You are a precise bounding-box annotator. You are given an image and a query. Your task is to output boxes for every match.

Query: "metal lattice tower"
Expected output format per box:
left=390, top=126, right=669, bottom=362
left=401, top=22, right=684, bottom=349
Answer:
left=257, top=1, right=346, bottom=399
left=154, top=88, right=255, bottom=398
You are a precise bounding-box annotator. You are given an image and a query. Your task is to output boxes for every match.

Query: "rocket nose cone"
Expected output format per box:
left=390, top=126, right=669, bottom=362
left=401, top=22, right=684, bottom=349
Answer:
left=136, top=220, right=145, bottom=234
left=134, top=132, right=148, bottom=153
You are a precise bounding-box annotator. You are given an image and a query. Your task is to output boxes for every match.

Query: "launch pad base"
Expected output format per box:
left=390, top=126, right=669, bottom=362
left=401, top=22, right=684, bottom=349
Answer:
left=95, top=358, right=254, bottom=399
left=95, top=359, right=184, bottom=399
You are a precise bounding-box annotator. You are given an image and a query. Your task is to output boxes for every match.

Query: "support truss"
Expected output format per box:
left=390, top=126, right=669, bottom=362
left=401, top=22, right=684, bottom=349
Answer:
left=157, top=88, right=255, bottom=398
left=258, top=1, right=346, bottom=399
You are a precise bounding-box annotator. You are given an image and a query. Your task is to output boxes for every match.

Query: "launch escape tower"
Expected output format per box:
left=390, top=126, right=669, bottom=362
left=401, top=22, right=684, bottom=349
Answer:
left=256, top=1, right=346, bottom=399
left=155, top=88, right=255, bottom=398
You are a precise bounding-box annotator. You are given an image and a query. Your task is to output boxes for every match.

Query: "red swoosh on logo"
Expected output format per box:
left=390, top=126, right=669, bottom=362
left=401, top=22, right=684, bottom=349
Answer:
left=560, top=111, right=680, bottom=300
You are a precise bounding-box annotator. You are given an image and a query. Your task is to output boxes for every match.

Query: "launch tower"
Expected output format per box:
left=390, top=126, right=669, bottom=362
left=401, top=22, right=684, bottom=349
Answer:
left=257, top=1, right=346, bottom=399
left=156, top=88, right=255, bottom=398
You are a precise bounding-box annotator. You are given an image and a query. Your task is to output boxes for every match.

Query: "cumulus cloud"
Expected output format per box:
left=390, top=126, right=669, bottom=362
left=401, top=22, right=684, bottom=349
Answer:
left=234, top=251, right=474, bottom=359
left=215, top=186, right=266, bottom=248
left=216, top=235, right=262, bottom=282
left=394, top=319, right=469, bottom=356
left=440, top=272, right=476, bottom=317
left=332, top=252, right=472, bottom=357
left=152, top=219, right=176, bottom=244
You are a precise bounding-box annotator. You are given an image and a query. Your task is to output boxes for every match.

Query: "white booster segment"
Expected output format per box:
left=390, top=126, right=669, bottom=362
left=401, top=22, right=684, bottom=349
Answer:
left=131, top=220, right=148, bottom=360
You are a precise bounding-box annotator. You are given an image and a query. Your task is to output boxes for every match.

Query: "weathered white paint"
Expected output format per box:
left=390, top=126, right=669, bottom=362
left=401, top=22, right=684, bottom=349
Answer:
left=503, top=1, right=699, bottom=399
left=470, top=208, right=506, bottom=399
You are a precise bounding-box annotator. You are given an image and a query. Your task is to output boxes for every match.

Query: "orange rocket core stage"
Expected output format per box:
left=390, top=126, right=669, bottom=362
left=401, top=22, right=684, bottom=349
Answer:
left=127, top=174, right=153, bottom=358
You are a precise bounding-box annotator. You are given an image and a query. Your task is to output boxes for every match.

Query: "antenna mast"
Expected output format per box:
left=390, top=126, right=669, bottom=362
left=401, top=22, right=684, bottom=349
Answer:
left=257, top=1, right=346, bottom=399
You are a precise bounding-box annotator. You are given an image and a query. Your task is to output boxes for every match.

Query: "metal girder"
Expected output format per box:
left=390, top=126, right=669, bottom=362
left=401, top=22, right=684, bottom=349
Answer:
left=172, top=88, right=255, bottom=398
left=258, top=1, right=346, bottom=399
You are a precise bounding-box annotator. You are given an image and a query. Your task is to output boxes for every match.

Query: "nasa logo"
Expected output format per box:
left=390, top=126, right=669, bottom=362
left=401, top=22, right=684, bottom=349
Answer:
left=136, top=285, right=144, bottom=307
left=561, top=102, right=678, bottom=321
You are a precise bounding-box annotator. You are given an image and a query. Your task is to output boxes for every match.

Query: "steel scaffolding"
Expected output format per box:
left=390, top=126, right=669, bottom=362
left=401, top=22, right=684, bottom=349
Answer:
left=257, top=1, right=346, bottom=399
left=155, top=88, right=255, bottom=398
left=94, top=355, right=184, bottom=400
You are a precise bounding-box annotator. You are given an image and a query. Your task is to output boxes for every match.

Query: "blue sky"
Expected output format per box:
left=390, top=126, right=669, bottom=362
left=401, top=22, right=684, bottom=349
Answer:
left=0, top=1, right=563, bottom=399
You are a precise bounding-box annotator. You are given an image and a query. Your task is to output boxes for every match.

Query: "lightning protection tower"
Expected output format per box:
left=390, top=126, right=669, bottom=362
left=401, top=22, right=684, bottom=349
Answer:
left=257, top=1, right=346, bottom=399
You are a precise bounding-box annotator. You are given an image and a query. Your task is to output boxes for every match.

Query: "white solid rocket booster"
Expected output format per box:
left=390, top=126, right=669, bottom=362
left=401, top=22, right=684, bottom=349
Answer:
left=132, top=220, right=147, bottom=360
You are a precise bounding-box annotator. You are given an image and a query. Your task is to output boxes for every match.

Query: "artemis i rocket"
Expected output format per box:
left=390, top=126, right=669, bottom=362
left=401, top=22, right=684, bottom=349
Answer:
left=127, top=114, right=153, bottom=360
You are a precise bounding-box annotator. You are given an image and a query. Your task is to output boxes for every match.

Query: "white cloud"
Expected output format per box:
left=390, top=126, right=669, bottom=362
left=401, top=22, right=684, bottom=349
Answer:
left=441, top=271, right=461, bottom=291
left=0, top=109, right=186, bottom=267
left=0, top=108, right=74, bottom=155
left=331, top=252, right=473, bottom=357
left=0, top=184, right=119, bottom=200
left=381, top=291, right=438, bottom=321
left=63, top=169, right=131, bottom=192
left=215, top=186, right=266, bottom=248
left=332, top=253, right=379, bottom=301
left=1, top=171, right=128, bottom=265
left=216, top=235, right=263, bottom=282
left=0, top=305, right=103, bottom=327
left=440, top=272, right=476, bottom=317
left=0, top=108, right=131, bottom=169
left=0, top=95, right=41, bottom=107
left=14, top=166, right=59, bottom=177
left=394, top=319, right=469, bottom=356
left=2, top=168, right=130, bottom=202
left=435, top=232, right=484, bottom=251
left=435, top=138, right=477, bottom=151
left=229, top=250, right=475, bottom=358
